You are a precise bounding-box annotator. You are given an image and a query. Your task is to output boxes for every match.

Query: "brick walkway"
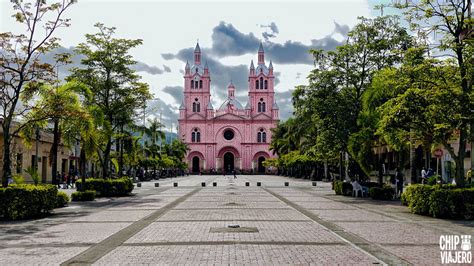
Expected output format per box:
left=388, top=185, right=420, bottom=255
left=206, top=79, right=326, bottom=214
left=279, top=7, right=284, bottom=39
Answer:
left=0, top=175, right=472, bottom=265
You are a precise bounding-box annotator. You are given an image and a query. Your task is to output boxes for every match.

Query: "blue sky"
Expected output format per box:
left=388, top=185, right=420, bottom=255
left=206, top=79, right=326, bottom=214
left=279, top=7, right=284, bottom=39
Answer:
left=1, top=0, right=395, bottom=131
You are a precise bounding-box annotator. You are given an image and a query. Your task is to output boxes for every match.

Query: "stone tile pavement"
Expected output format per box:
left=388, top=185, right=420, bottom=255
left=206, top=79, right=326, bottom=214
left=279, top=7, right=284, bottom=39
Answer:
left=0, top=174, right=472, bottom=265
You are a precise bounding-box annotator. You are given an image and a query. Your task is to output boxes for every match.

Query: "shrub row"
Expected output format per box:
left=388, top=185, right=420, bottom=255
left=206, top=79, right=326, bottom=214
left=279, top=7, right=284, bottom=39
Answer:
left=334, top=181, right=385, bottom=198
left=56, top=191, right=70, bottom=208
left=0, top=184, right=58, bottom=220
left=402, top=184, right=474, bottom=219
left=333, top=181, right=353, bottom=196
left=71, top=190, right=96, bottom=201
left=368, top=185, right=395, bottom=200
left=76, top=177, right=133, bottom=197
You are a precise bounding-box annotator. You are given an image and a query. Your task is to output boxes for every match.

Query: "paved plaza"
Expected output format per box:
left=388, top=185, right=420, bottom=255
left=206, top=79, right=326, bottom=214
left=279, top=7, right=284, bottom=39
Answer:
left=0, top=175, right=473, bottom=265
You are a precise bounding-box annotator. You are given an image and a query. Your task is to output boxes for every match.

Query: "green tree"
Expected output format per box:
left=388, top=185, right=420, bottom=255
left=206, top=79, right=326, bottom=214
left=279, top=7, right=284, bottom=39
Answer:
left=377, top=51, right=466, bottom=185
left=20, top=81, right=91, bottom=184
left=0, top=0, right=75, bottom=187
left=291, top=16, right=412, bottom=179
left=144, top=118, right=165, bottom=158
left=394, top=0, right=473, bottom=186
left=68, top=23, right=151, bottom=178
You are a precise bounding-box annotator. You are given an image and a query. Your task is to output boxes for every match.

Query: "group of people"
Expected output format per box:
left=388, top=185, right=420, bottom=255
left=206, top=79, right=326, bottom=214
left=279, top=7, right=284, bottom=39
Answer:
left=420, top=167, right=436, bottom=184
left=223, top=167, right=237, bottom=179
left=57, top=171, right=78, bottom=189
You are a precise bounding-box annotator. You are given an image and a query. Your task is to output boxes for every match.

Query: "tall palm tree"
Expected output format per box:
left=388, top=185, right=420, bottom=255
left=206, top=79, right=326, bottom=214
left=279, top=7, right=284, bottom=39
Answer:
left=21, top=81, right=90, bottom=184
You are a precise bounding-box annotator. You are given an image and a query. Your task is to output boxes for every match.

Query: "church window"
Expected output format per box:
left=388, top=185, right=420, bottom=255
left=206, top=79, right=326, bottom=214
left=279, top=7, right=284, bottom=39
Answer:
left=223, top=129, right=235, bottom=141
left=256, top=80, right=259, bottom=90
left=258, top=98, right=265, bottom=112
left=259, top=77, right=263, bottom=89
left=191, top=80, right=194, bottom=89
left=193, top=98, right=200, bottom=112
left=195, top=81, right=199, bottom=89
left=199, top=80, right=203, bottom=88
left=264, top=80, right=268, bottom=89
left=191, top=128, right=201, bottom=143
left=257, top=129, right=267, bottom=143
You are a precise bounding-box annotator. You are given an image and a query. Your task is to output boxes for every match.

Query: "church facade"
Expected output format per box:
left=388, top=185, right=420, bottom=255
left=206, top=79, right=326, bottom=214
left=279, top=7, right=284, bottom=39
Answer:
left=178, top=43, right=279, bottom=173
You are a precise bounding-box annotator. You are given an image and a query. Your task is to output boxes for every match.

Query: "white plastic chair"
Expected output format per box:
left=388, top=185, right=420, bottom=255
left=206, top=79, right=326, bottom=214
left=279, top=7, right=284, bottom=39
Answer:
left=351, top=181, right=365, bottom=197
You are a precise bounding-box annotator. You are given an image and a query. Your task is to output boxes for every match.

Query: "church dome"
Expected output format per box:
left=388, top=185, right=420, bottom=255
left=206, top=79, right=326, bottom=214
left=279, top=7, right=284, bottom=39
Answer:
left=255, top=64, right=269, bottom=75
left=218, top=97, right=244, bottom=111
left=191, top=64, right=204, bottom=75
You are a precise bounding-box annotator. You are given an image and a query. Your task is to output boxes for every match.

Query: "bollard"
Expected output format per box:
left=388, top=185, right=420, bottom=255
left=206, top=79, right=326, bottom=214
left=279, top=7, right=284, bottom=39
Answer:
left=245, top=182, right=250, bottom=187
left=137, top=183, right=142, bottom=187
left=201, top=182, right=206, bottom=187
left=257, top=182, right=261, bottom=187
left=155, top=183, right=160, bottom=187
left=173, top=182, right=178, bottom=187
left=284, top=182, right=289, bottom=187
left=312, top=181, right=317, bottom=186
left=213, top=182, right=217, bottom=187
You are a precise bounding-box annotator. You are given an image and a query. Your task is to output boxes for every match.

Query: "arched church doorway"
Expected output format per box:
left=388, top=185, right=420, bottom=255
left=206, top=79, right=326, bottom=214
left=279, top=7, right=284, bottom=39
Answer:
left=258, top=156, right=266, bottom=173
left=192, top=156, right=200, bottom=173
left=223, top=152, right=234, bottom=173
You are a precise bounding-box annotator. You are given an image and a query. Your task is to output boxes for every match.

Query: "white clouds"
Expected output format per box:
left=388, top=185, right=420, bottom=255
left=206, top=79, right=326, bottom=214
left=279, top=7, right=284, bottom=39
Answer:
left=1, top=0, right=374, bottom=122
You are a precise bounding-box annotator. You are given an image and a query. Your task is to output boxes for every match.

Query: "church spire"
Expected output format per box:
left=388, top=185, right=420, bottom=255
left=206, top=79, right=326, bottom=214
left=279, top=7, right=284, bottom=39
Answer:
left=249, top=60, right=255, bottom=76
left=227, top=80, right=235, bottom=99
left=204, top=60, right=209, bottom=75
left=258, top=42, right=264, bottom=64
left=194, top=42, right=201, bottom=65
left=185, top=60, right=190, bottom=75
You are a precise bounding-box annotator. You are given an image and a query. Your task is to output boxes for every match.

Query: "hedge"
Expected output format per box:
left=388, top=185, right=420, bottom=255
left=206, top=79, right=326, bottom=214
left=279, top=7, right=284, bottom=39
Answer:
left=369, top=185, right=395, bottom=200
left=334, top=180, right=343, bottom=195
left=56, top=191, right=70, bottom=208
left=76, top=177, right=133, bottom=197
left=71, top=190, right=96, bottom=201
left=334, top=181, right=353, bottom=196
left=402, top=184, right=474, bottom=219
left=0, top=184, right=57, bottom=220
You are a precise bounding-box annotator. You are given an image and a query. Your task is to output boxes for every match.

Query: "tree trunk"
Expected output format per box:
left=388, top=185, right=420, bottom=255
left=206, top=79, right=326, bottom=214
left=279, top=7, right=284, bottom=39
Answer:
left=455, top=128, right=467, bottom=187
left=119, top=125, right=124, bottom=177
left=378, top=154, right=383, bottom=185
left=339, top=152, right=343, bottom=180
left=2, top=121, right=12, bottom=187
left=51, top=119, right=60, bottom=185
left=103, top=138, right=112, bottom=178
left=410, top=133, right=417, bottom=184
left=79, top=140, right=86, bottom=183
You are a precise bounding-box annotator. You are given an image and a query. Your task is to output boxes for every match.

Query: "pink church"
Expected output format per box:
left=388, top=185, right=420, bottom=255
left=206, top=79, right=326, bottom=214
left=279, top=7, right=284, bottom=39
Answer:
left=178, top=42, right=279, bottom=173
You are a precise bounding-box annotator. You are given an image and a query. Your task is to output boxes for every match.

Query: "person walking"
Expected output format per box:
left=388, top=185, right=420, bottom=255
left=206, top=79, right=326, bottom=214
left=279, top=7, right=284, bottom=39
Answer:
left=421, top=167, right=428, bottom=184
left=390, top=172, right=397, bottom=199
left=56, top=171, right=61, bottom=189
left=66, top=174, right=71, bottom=189
left=233, top=169, right=237, bottom=179
left=395, top=168, right=404, bottom=199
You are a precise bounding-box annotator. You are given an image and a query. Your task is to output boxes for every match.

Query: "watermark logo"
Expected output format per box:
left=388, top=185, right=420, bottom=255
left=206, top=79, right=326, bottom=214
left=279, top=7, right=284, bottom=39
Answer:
left=440, top=235, right=472, bottom=264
